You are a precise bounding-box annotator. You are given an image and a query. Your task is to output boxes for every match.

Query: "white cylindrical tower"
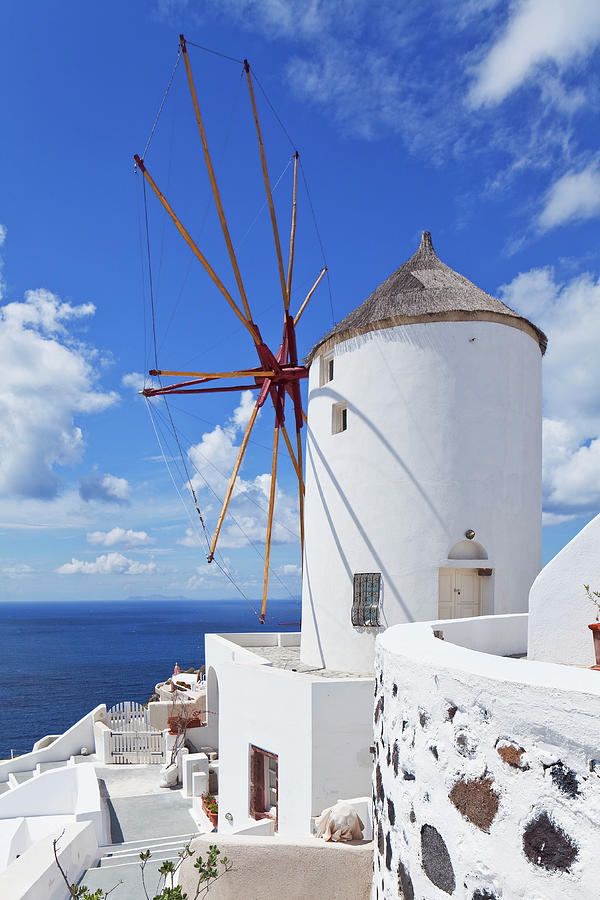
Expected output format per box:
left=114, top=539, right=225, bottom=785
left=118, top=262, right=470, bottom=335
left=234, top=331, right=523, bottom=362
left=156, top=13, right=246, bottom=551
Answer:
left=300, top=232, right=545, bottom=674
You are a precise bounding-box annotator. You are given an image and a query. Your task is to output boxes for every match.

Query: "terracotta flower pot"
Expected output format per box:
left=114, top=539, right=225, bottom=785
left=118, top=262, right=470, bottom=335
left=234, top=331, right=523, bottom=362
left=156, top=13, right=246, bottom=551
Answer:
left=588, top=623, right=600, bottom=669
left=202, top=796, right=218, bottom=828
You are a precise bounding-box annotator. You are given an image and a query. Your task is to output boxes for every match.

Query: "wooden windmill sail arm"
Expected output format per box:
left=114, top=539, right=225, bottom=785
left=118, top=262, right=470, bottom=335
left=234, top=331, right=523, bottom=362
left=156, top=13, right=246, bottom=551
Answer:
left=143, top=383, right=260, bottom=397
left=149, top=367, right=275, bottom=382
left=180, top=35, right=253, bottom=324
left=261, top=421, right=280, bottom=623
left=244, top=61, right=289, bottom=312
left=286, top=152, right=299, bottom=310
left=294, top=267, right=327, bottom=326
left=207, top=404, right=260, bottom=563
left=134, top=155, right=259, bottom=345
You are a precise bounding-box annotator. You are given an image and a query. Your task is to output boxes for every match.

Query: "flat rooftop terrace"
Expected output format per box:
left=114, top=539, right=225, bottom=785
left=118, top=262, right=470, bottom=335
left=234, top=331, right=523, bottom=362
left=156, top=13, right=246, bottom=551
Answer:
left=248, top=645, right=369, bottom=679
left=214, top=633, right=371, bottom=679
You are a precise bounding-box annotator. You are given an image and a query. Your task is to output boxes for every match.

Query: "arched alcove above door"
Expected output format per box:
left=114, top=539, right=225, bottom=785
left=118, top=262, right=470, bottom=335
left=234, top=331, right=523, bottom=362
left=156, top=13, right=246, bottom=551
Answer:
left=448, top=539, right=488, bottom=560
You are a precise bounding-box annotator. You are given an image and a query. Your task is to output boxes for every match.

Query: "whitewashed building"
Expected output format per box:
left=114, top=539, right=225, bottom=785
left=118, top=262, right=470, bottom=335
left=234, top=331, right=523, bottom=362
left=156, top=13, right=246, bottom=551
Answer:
left=204, top=232, right=547, bottom=838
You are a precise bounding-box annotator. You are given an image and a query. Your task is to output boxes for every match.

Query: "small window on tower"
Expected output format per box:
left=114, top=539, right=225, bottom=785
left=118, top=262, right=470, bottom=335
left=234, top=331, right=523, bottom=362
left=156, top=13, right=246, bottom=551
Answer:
left=332, top=401, right=347, bottom=434
left=320, top=353, right=334, bottom=386
left=352, top=573, right=382, bottom=627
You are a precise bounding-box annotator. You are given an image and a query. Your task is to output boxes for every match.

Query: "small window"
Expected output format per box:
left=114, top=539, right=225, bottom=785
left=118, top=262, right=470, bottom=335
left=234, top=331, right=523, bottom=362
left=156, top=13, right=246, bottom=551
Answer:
left=320, top=353, right=334, bottom=386
left=352, top=573, right=381, bottom=626
left=332, top=401, right=347, bottom=434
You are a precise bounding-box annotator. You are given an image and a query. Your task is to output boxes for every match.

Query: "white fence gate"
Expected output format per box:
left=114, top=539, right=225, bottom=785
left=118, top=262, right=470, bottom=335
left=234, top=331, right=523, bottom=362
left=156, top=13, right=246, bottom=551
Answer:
left=109, top=730, right=164, bottom=765
left=107, top=701, right=149, bottom=732
left=107, top=701, right=163, bottom=764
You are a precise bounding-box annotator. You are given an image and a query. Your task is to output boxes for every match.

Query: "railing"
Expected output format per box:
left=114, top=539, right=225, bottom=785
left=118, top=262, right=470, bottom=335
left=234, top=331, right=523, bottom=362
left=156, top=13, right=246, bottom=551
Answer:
left=109, top=730, right=163, bottom=765
left=0, top=705, right=105, bottom=781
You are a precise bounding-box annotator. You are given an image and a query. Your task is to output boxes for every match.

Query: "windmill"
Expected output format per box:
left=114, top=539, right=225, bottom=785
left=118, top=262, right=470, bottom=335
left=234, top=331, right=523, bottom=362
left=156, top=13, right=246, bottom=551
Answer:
left=134, top=35, right=327, bottom=623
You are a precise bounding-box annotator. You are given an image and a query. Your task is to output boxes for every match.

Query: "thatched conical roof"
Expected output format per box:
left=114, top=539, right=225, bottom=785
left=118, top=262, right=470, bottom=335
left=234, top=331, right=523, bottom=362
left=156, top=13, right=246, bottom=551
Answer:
left=306, top=232, right=547, bottom=363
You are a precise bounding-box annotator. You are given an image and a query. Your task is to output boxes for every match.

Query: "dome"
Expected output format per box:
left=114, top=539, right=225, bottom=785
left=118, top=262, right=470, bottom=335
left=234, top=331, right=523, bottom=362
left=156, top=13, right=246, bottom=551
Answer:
left=306, top=232, right=547, bottom=363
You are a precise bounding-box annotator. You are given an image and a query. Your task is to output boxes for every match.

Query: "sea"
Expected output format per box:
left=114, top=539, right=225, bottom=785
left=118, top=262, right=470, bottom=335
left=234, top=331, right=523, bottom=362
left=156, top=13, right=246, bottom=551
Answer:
left=0, top=596, right=301, bottom=759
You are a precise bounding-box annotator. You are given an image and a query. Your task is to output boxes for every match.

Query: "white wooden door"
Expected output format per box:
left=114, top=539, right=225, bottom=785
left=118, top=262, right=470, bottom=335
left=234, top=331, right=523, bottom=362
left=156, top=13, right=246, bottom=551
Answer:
left=438, top=569, right=455, bottom=620
left=438, top=568, right=482, bottom=620
left=455, top=569, right=481, bottom=618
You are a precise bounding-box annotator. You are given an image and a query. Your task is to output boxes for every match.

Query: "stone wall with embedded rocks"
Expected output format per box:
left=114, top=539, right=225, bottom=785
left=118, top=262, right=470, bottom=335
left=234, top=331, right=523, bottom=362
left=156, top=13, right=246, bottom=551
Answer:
left=372, top=621, right=600, bottom=899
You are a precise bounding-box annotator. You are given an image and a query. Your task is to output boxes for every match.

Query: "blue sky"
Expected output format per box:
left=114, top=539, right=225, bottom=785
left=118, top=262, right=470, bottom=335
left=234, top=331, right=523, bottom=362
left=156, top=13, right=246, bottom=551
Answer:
left=1, top=0, right=600, bottom=605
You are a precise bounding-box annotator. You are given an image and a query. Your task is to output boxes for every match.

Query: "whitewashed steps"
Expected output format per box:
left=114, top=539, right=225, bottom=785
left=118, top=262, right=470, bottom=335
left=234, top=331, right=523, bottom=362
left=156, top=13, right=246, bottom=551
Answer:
left=8, top=770, right=34, bottom=787
left=100, top=844, right=188, bottom=868
left=78, top=857, right=169, bottom=899
left=80, top=835, right=194, bottom=899
left=100, top=834, right=195, bottom=867
left=37, top=760, right=68, bottom=774
left=101, top=833, right=197, bottom=853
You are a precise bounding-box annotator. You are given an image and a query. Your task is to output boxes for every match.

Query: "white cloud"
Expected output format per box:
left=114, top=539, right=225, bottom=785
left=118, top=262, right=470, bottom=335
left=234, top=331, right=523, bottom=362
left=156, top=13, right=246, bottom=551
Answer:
left=468, top=0, right=600, bottom=108
left=87, top=527, right=154, bottom=547
left=0, top=289, right=117, bottom=499
left=122, top=371, right=161, bottom=395
left=187, top=391, right=257, bottom=495
left=0, top=224, right=6, bottom=300
left=0, top=481, right=185, bottom=535
left=79, top=473, right=131, bottom=505
left=2, top=288, right=96, bottom=334
left=155, top=0, right=598, bottom=208
left=542, top=511, right=577, bottom=526
left=185, top=561, right=227, bottom=590
left=279, top=563, right=302, bottom=576
left=214, top=478, right=300, bottom=549
left=185, top=392, right=299, bottom=550
left=178, top=527, right=204, bottom=548
left=501, top=268, right=600, bottom=434
left=122, top=371, right=145, bottom=392
left=230, top=389, right=256, bottom=429
left=289, top=39, right=409, bottom=141
left=500, top=265, right=600, bottom=517
left=538, top=163, right=600, bottom=230
left=56, top=552, right=157, bottom=575
left=2, top=562, right=33, bottom=577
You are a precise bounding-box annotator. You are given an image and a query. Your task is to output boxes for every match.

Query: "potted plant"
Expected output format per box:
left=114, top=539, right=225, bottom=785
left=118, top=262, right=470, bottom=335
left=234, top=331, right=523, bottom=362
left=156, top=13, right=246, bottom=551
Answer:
left=202, top=792, right=218, bottom=828
left=584, top=585, right=600, bottom=669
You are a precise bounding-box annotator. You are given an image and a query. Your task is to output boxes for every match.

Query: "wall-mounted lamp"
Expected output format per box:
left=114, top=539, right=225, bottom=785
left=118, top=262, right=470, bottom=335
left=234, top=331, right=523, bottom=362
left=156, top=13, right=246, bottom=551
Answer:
left=225, top=812, right=233, bottom=823
left=465, top=529, right=476, bottom=540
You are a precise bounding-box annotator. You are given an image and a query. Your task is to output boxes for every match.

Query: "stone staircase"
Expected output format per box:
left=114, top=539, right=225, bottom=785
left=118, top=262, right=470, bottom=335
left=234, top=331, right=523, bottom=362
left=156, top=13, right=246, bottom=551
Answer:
left=8, top=770, right=34, bottom=788
left=79, top=833, right=195, bottom=898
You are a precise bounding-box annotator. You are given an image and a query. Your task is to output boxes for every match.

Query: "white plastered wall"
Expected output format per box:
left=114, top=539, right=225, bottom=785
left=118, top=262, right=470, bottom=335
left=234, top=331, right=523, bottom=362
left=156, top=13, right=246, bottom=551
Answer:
left=301, top=321, right=542, bottom=674
left=311, top=679, right=374, bottom=814
left=529, top=512, right=600, bottom=666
